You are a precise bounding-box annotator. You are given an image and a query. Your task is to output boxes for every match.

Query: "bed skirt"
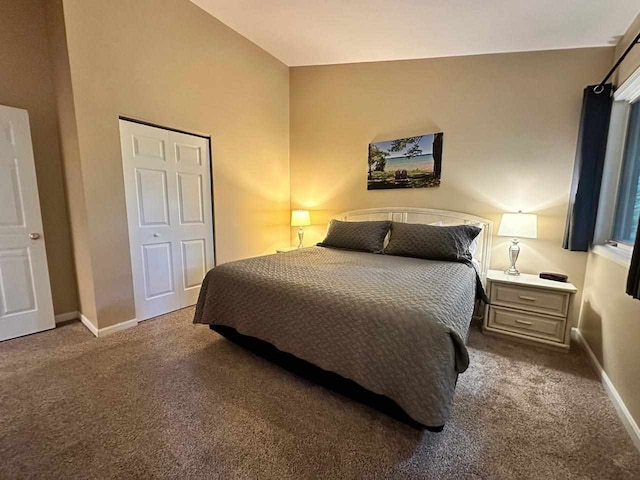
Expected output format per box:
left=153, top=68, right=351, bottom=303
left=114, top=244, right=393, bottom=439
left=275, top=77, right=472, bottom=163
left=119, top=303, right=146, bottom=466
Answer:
left=209, top=324, right=444, bottom=432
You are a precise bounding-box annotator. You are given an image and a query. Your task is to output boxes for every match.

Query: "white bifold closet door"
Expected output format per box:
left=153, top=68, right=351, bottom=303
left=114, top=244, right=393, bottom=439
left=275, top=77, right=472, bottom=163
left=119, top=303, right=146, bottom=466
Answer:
left=119, top=120, right=214, bottom=321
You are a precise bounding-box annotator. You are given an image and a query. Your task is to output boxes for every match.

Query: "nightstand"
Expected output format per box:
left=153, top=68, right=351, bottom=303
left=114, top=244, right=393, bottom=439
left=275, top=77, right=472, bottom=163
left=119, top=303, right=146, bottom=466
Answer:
left=276, top=246, right=300, bottom=253
left=482, top=269, right=577, bottom=350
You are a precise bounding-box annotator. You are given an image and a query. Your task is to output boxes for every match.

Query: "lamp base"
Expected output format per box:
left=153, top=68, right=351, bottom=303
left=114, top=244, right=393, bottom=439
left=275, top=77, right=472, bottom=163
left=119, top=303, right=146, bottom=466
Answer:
left=504, top=238, right=521, bottom=276
left=297, top=227, right=304, bottom=248
left=504, top=266, right=520, bottom=276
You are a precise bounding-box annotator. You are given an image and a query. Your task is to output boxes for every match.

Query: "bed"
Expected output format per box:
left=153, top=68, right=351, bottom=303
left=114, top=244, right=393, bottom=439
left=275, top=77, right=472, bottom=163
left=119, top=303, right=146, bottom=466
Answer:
left=194, top=208, right=493, bottom=430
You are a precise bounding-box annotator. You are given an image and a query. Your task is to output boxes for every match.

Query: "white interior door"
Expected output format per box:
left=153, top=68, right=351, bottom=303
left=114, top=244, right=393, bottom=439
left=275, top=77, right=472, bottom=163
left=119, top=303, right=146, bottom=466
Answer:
left=0, top=106, right=55, bottom=341
left=119, top=120, right=214, bottom=321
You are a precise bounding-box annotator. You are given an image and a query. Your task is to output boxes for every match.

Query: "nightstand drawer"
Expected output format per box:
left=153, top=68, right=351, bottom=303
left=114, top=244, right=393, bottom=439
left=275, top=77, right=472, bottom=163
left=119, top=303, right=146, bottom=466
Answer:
left=490, top=283, right=569, bottom=317
left=488, top=307, right=565, bottom=343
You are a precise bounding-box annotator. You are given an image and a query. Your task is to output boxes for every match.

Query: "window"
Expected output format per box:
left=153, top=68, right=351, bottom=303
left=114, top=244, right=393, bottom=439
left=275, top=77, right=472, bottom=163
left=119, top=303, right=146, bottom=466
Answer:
left=593, top=67, right=640, bottom=266
left=612, top=102, right=640, bottom=246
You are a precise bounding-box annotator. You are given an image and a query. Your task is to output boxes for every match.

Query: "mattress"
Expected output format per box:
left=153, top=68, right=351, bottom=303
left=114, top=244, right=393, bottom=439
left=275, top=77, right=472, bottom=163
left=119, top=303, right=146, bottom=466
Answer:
left=193, top=246, right=480, bottom=428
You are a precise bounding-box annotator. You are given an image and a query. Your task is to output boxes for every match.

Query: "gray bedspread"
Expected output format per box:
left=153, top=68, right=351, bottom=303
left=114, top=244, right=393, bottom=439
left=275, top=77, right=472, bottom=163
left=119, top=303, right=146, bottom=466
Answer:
left=193, top=246, right=478, bottom=427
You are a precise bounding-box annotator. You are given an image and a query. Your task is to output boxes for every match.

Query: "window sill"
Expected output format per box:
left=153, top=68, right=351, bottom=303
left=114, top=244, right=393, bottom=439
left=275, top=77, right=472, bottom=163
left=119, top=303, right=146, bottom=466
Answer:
left=591, top=244, right=632, bottom=269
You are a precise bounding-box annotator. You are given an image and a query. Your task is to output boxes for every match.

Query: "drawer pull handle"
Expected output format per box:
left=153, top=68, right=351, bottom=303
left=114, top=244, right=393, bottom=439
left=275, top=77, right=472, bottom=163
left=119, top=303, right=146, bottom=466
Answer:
left=518, top=295, right=536, bottom=301
left=515, top=319, right=533, bottom=326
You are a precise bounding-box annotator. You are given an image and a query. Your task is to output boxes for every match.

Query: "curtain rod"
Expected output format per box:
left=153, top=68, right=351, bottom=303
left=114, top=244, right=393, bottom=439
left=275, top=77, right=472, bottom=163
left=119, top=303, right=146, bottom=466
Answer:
left=594, top=30, right=640, bottom=94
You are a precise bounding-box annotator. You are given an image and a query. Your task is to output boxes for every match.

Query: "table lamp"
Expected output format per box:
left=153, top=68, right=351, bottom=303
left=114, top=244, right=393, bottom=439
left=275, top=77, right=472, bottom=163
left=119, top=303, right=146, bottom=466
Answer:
left=291, top=210, right=311, bottom=248
left=497, top=212, right=537, bottom=276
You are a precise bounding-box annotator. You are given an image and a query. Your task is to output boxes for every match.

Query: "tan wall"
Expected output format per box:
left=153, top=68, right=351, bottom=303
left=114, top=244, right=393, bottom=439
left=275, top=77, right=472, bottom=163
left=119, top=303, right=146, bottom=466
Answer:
left=44, top=0, right=97, bottom=321
left=0, top=0, right=78, bottom=315
left=59, top=0, right=290, bottom=328
left=579, top=13, right=640, bottom=430
left=290, top=48, right=613, bottom=322
left=580, top=254, right=640, bottom=423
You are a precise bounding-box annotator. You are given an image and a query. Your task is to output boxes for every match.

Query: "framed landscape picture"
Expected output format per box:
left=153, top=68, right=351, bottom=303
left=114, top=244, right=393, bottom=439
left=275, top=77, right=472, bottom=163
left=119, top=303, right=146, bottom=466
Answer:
left=367, top=133, right=443, bottom=190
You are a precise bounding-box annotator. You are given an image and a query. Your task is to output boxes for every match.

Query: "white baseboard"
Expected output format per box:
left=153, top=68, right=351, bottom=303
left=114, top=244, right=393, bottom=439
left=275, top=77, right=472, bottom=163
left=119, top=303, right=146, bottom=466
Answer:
left=79, top=313, right=99, bottom=337
left=78, top=313, right=138, bottom=338
left=572, top=327, right=640, bottom=452
left=55, top=311, right=79, bottom=324
left=97, top=317, right=138, bottom=337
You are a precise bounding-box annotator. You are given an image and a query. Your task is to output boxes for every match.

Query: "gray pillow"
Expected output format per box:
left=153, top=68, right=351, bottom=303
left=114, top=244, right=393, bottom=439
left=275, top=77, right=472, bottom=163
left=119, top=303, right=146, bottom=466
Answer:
left=318, top=219, right=391, bottom=253
left=384, top=222, right=481, bottom=262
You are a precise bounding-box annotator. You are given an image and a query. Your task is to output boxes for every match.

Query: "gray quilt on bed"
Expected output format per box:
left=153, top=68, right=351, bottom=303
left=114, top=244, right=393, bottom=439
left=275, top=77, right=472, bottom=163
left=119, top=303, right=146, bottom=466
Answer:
left=193, top=246, right=478, bottom=427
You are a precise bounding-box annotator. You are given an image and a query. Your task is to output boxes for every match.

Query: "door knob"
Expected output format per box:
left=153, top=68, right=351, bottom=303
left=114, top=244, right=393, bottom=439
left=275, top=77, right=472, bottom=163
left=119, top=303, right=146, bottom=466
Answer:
left=29, top=233, right=41, bottom=240
left=153, top=233, right=160, bottom=237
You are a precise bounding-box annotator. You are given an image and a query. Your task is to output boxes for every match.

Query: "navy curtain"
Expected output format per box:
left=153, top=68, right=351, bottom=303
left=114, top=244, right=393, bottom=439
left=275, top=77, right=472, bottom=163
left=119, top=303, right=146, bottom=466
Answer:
left=627, top=216, right=640, bottom=299
left=563, top=84, right=613, bottom=251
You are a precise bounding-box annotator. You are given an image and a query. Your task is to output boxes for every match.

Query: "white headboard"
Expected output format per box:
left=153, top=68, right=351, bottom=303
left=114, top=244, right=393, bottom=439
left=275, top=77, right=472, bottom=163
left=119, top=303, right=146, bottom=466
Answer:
left=333, top=207, right=493, bottom=283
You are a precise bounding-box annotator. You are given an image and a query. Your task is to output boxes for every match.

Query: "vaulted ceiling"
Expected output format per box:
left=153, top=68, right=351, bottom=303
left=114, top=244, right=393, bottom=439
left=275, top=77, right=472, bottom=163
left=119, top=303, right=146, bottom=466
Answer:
left=191, top=0, right=638, bottom=66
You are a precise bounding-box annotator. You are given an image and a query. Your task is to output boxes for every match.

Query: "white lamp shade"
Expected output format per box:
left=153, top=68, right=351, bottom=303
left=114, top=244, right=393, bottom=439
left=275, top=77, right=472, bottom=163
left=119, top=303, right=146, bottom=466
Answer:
left=291, top=209, right=311, bottom=227
left=498, top=213, right=537, bottom=239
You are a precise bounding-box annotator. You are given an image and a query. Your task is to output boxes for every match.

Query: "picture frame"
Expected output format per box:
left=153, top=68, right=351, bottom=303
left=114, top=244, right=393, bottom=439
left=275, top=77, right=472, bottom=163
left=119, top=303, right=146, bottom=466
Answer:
left=367, top=133, right=443, bottom=190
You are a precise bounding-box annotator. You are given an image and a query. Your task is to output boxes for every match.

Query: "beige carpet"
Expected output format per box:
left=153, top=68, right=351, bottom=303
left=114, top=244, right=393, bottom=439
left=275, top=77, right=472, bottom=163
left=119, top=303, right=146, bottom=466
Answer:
left=0, top=308, right=638, bottom=479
